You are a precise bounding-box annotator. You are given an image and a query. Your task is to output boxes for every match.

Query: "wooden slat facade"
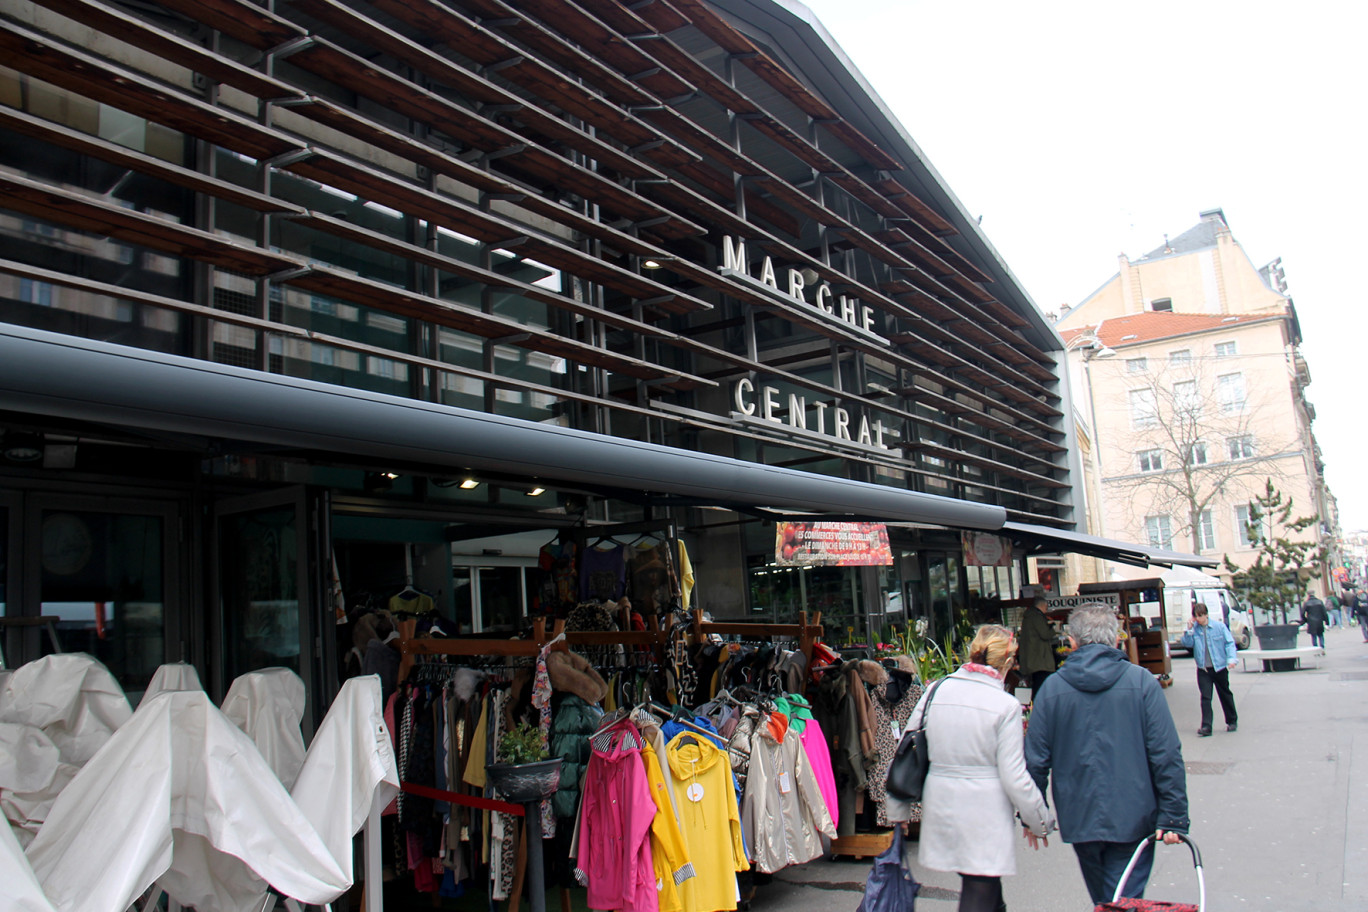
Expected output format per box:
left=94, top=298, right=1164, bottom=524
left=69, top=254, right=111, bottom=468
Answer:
left=0, top=0, right=1077, bottom=525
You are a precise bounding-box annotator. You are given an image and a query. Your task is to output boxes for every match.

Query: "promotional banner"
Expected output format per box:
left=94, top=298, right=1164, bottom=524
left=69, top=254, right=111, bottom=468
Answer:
left=961, top=531, right=1013, bottom=567
left=774, top=521, right=893, bottom=567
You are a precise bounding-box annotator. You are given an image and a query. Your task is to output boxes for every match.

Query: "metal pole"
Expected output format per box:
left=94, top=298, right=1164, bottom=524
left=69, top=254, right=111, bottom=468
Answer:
left=523, top=804, right=546, bottom=912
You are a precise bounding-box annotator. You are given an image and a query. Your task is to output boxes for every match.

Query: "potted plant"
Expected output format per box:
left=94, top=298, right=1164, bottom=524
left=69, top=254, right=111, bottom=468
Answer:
left=486, top=719, right=562, bottom=803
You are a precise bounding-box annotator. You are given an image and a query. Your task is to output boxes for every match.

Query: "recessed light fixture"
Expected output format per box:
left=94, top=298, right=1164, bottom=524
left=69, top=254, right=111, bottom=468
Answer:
left=383, top=472, right=399, bottom=480
left=527, top=486, right=545, bottom=496
left=460, top=478, right=480, bottom=490
left=642, top=259, right=663, bottom=269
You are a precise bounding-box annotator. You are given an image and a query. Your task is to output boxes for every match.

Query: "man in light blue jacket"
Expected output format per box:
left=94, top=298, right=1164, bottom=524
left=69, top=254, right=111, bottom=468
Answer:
left=1179, top=603, right=1239, bottom=736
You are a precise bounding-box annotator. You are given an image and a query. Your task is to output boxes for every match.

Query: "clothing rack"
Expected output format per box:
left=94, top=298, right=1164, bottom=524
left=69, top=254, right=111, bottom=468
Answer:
left=690, top=608, right=824, bottom=674
left=397, top=610, right=825, bottom=699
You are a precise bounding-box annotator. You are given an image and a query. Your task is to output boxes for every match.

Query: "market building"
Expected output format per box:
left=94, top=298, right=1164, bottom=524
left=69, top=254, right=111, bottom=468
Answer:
left=0, top=0, right=1206, bottom=719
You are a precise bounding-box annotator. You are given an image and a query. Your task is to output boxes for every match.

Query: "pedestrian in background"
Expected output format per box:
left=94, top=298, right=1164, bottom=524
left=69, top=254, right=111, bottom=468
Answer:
left=890, top=625, right=1054, bottom=912
left=1327, top=592, right=1343, bottom=628
left=1181, top=604, right=1239, bottom=736
left=1355, top=590, right=1368, bottom=641
left=1017, top=597, right=1057, bottom=701
left=1024, top=604, right=1189, bottom=906
left=1301, top=594, right=1328, bottom=651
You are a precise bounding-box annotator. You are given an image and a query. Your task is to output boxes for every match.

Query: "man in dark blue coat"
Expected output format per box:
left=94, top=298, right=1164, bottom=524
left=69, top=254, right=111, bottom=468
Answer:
left=1024, top=603, right=1189, bottom=906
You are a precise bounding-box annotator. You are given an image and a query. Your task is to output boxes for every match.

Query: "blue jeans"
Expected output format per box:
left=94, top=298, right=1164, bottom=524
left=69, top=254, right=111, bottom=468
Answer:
left=1330, top=608, right=1342, bottom=626
left=1073, top=840, right=1154, bottom=904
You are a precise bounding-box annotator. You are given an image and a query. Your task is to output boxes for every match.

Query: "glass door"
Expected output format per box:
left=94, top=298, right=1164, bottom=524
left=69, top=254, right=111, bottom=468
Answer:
left=926, top=552, right=963, bottom=644
left=212, top=487, right=327, bottom=723
left=19, top=493, right=181, bottom=703
left=0, top=492, right=16, bottom=667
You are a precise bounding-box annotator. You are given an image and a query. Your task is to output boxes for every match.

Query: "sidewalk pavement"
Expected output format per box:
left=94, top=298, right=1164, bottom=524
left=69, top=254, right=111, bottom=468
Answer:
left=763, top=623, right=1368, bottom=912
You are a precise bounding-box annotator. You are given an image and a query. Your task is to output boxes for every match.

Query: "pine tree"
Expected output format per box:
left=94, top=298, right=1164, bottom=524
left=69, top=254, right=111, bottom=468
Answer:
left=1223, top=478, right=1325, bottom=625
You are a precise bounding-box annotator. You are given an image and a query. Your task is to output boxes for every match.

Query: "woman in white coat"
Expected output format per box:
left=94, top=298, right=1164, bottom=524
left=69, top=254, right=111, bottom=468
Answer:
left=888, top=625, right=1054, bottom=912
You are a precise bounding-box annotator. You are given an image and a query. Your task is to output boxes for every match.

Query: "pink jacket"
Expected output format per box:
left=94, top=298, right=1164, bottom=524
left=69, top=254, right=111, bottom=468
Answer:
left=578, top=724, right=659, bottom=912
left=799, top=719, right=839, bottom=830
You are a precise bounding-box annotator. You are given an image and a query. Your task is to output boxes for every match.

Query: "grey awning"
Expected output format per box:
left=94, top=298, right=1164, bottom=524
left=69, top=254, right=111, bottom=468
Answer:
left=1001, top=521, right=1218, bottom=569
left=0, top=324, right=1006, bottom=529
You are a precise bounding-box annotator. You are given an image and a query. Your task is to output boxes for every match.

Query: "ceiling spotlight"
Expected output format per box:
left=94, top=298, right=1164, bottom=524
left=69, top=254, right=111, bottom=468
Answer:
left=527, top=486, right=545, bottom=496
left=383, top=472, right=399, bottom=480
left=642, top=259, right=663, bottom=269
left=3, top=431, right=45, bottom=463
left=459, top=478, right=480, bottom=490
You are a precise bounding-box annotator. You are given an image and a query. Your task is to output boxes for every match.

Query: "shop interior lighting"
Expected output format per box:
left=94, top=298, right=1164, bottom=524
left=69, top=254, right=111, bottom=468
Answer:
left=459, top=478, right=480, bottom=489
left=2, top=431, right=44, bottom=462
left=527, top=486, right=545, bottom=496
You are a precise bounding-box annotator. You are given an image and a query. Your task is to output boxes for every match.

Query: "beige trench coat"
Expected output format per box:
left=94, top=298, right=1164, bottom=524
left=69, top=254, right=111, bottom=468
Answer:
left=741, top=717, right=837, bottom=873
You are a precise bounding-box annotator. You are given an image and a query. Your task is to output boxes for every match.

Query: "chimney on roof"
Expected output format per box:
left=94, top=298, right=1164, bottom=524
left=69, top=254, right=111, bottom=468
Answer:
left=1199, top=208, right=1228, bottom=227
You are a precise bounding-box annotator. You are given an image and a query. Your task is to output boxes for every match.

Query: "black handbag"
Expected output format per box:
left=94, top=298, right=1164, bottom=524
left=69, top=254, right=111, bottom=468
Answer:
left=885, top=677, right=947, bottom=802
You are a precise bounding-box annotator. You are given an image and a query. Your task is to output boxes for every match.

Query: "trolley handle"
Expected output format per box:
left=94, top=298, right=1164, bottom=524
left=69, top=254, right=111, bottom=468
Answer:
left=1111, top=833, right=1204, bottom=911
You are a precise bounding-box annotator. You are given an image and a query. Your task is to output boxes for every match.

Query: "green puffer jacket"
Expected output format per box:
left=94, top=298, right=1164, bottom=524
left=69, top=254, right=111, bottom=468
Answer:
left=548, top=694, right=602, bottom=818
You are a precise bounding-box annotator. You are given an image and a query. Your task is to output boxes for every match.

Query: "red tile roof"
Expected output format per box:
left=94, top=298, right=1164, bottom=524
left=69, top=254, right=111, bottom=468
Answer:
left=1061, top=311, right=1285, bottom=348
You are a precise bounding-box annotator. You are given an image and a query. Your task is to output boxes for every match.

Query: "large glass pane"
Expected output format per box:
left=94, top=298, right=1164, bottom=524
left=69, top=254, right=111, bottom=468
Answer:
left=477, top=567, right=525, bottom=633
left=38, top=510, right=164, bottom=695
left=220, top=506, right=300, bottom=679
left=1, top=504, right=7, bottom=618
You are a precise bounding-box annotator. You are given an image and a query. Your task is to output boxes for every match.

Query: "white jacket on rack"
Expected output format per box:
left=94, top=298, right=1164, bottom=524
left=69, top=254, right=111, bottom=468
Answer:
left=741, top=713, right=835, bottom=873
left=886, top=667, right=1053, bottom=877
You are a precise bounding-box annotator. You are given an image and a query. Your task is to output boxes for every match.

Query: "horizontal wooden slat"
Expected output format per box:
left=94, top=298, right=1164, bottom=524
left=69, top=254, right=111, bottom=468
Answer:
left=0, top=106, right=302, bottom=215
left=356, top=0, right=701, bottom=170
left=292, top=0, right=698, bottom=175
left=289, top=96, right=704, bottom=244
left=295, top=209, right=686, bottom=342
left=281, top=147, right=710, bottom=312
left=0, top=20, right=294, bottom=161
left=900, top=438, right=1067, bottom=489
left=285, top=267, right=702, bottom=387
left=0, top=257, right=696, bottom=424
left=31, top=0, right=301, bottom=101
left=0, top=170, right=297, bottom=274
left=151, top=0, right=303, bottom=47
left=0, top=256, right=296, bottom=334
left=457, top=0, right=694, bottom=104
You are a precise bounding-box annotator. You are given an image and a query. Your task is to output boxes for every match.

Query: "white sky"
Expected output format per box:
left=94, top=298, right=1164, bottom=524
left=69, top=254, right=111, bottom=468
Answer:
left=802, top=0, right=1368, bottom=530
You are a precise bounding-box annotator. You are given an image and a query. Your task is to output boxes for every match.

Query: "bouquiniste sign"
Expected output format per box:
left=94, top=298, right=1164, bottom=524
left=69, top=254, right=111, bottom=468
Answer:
left=774, top=521, right=893, bottom=567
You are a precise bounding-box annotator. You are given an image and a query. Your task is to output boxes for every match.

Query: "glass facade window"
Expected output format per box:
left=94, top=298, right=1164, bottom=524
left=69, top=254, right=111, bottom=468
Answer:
left=38, top=509, right=165, bottom=696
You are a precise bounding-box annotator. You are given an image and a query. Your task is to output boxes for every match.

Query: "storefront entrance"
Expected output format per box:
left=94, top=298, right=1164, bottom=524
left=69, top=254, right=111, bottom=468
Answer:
left=0, top=485, right=185, bottom=705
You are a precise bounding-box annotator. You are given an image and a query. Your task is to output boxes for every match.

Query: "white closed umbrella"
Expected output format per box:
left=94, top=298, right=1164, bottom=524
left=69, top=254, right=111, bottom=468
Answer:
left=0, top=654, right=131, bottom=767
left=2, top=811, right=55, bottom=912
left=25, top=690, right=348, bottom=912
left=138, top=663, right=204, bottom=708
left=221, top=667, right=307, bottom=790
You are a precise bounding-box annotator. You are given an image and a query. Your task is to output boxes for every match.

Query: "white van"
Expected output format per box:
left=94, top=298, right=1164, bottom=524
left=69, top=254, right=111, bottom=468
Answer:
left=1160, top=567, right=1252, bottom=653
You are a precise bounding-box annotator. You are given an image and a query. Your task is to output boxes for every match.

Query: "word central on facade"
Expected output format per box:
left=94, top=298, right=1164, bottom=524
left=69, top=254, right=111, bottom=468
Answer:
left=719, top=237, right=888, bottom=344
left=732, top=378, right=891, bottom=450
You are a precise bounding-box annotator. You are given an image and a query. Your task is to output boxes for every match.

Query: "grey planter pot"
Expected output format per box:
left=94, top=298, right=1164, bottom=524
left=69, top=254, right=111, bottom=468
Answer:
left=486, top=758, right=562, bottom=803
left=1254, top=623, right=1299, bottom=650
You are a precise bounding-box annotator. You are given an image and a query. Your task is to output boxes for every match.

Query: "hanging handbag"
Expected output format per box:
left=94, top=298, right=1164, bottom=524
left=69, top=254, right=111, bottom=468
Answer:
left=855, top=826, right=920, bottom=912
left=884, top=677, right=946, bottom=802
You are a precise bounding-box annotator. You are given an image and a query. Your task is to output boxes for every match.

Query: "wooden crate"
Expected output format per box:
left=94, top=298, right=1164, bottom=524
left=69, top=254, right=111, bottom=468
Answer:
left=829, top=828, right=907, bottom=860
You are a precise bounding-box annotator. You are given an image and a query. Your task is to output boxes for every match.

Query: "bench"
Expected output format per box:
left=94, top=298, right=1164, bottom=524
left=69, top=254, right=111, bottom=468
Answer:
left=1237, top=646, right=1323, bottom=672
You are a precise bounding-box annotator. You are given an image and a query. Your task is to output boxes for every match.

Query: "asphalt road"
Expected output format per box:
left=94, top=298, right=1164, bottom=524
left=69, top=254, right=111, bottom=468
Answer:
left=764, top=623, right=1368, bottom=912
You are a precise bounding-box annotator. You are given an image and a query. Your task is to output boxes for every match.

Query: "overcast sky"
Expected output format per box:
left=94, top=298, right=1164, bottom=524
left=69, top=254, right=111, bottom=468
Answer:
left=802, top=0, right=1367, bottom=530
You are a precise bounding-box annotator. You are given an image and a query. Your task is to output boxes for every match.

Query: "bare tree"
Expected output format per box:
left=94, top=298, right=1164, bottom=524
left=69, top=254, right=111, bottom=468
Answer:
left=1099, top=358, right=1294, bottom=555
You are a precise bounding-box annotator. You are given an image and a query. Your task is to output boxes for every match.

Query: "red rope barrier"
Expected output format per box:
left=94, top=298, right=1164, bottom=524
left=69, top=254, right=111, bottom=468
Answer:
left=399, top=781, right=525, bottom=816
